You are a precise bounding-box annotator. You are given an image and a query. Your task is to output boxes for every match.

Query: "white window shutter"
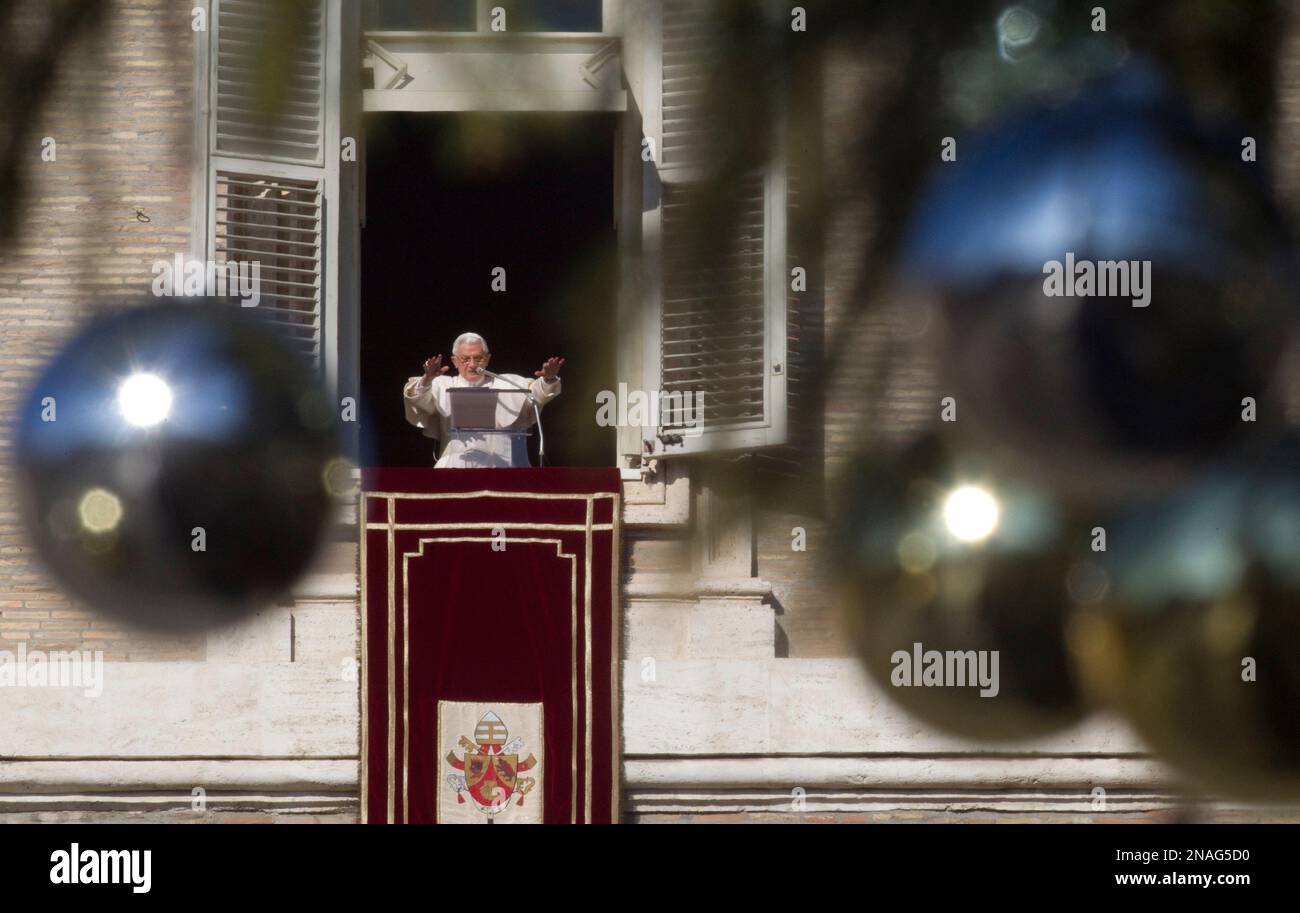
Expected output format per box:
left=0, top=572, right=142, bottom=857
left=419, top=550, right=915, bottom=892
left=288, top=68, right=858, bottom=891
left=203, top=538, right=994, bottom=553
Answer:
left=657, top=0, right=709, bottom=183
left=212, top=169, right=323, bottom=361
left=205, top=0, right=333, bottom=372
left=647, top=0, right=788, bottom=456
left=213, top=0, right=325, bottom=166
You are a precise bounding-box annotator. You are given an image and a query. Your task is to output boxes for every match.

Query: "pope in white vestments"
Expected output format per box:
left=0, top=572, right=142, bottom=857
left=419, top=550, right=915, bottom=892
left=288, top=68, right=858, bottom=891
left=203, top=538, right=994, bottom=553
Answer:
left=402, top=331, right=564, bottom=468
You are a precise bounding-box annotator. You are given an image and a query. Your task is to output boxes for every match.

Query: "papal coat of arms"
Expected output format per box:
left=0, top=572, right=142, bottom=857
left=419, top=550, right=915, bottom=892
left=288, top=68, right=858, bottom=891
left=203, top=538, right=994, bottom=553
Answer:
left=440, top=703, right=542, bottom=823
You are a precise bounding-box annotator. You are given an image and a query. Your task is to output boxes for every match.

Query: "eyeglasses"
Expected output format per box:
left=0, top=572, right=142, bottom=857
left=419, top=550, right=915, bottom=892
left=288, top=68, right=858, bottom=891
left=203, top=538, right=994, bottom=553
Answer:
left=454, top=355, right=489, bottom=364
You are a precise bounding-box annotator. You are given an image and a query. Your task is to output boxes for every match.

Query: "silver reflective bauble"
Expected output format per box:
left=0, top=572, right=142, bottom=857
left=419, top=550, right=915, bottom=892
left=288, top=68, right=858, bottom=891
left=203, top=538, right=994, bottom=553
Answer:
left=832, top=433, right=1095, bottom=740
left=15, top=300, right=340, bottom=631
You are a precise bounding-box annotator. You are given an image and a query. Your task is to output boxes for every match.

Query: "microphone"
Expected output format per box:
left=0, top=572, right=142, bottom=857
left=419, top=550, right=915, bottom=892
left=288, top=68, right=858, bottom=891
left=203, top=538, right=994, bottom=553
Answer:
left=476, top=367, right=533, bottom=392
left=471, top=368, right=547, bottom=467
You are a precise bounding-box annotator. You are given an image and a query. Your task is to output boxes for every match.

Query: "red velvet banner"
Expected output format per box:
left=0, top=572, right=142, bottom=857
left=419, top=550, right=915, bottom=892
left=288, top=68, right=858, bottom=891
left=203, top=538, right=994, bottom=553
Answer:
left=360, top=468, right=622, bottom=824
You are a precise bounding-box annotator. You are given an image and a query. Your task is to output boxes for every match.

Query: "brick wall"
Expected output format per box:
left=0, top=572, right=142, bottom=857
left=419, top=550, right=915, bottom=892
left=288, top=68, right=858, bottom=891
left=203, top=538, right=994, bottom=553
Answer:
left=0, top=0, right=203, bottom=661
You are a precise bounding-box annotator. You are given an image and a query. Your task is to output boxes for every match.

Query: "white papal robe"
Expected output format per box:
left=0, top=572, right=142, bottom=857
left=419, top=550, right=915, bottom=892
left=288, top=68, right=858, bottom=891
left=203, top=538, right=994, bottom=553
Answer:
left=402, top=372, right=561, bottom=468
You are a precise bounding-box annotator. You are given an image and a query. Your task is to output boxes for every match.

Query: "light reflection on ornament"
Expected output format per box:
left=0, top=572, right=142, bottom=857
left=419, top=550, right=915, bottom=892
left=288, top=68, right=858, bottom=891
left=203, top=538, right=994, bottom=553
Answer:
left=832, top=433, right=1092, bottom=741
left=943, top=484, right=1000, bottom=542
left=77, top=487, right=122, bottom=533
left=117, top=372, right=172, bottom=427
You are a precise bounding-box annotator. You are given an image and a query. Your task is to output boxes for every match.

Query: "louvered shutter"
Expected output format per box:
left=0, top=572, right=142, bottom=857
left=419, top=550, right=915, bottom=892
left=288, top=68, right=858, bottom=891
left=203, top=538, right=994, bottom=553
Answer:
left=661, top=175, right=768, bottom=430
left=212, top=171, right=322, bottom=359
left=206, top=0, right=329, bottom=369
left=213, top=0, right=325, bottom=164
left=647, top=0, right=788, bottom=455
left=658, top=0, right=711, bottom=183
left=753, top=144, right=821, bottom=491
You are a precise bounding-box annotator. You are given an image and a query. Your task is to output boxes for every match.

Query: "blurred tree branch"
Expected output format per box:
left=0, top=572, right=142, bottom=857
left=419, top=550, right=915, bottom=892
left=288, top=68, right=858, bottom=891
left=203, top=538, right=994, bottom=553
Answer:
left=0, top=0, right=110, bottom=243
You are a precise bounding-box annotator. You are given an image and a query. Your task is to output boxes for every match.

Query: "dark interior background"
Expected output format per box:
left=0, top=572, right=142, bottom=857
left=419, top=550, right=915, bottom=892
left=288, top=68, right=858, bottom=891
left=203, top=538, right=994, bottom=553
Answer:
left=360, top=112, right=617, bottom=467
left=363, top=0, right=603, bottom=32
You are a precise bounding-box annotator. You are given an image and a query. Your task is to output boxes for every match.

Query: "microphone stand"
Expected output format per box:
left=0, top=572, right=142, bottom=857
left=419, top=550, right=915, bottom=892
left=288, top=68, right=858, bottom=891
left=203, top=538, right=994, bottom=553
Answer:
left=474, top=368, right=547, bottom=467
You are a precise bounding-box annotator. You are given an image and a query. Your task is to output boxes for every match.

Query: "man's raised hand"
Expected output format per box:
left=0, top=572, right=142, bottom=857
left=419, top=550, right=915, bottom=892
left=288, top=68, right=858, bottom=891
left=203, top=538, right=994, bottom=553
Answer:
left=422, top=354, right=449, bottom=380
left=535, top=356, right=565, bottom=382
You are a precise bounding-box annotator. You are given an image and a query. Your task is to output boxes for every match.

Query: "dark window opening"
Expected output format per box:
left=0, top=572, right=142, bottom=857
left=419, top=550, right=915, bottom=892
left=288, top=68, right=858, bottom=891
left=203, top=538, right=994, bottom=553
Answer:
left=360, top=112, right=618, bottom=468
left=363, top=1, right=477, bottom=31
left=362, top=1, right=603, bottom=32
left=498, top=0, right=603, bottom=32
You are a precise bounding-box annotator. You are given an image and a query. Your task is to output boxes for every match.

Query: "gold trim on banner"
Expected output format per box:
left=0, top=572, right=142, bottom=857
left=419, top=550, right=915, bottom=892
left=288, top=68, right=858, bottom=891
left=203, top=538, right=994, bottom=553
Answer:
left=611, top=492, right=622, bottom=821
left=403, top=533, right=410, bottom=823
left=387, top=496, right=396, bottom=824
left=584, top=498, right=593, bottom=825
left=367, top=490, right=620, bottom=502
left=366, top=522, right=614, bottom=532
left=401, top=537, right=576, bottom=824
left=360, top=486, right=620, bottom=825
left=359, top=488, right=368, bottom=824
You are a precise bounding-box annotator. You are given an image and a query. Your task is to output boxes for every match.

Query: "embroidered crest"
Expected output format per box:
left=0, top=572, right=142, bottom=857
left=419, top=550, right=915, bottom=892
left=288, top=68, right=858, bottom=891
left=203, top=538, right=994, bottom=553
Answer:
left=440, top=704, right=542, bottom=823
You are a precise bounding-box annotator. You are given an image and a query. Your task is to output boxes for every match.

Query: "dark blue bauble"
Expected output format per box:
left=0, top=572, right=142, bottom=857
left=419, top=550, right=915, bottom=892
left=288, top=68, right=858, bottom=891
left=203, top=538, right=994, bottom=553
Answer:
left=1073, top=440, right=1300, bottom=798
left=901, top=61, right=1298, bottom=495
left=14, top=300, right=341, bottom=631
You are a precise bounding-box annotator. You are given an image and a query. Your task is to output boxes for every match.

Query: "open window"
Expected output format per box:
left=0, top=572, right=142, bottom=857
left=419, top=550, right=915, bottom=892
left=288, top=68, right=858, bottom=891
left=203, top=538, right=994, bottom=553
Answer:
left=194, top=0, right=793, bottom=472
left=355, top=3, right=624, bottom=468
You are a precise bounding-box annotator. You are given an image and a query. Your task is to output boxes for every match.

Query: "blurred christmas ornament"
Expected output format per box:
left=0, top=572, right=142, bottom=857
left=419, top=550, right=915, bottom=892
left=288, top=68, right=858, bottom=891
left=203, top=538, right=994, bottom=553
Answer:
left=1071, top=441, right=1300, bottom=799
left=832, top=432, right=1094, bottom=740
left=15, top=299, right=342, bottom=631
left=901, top=59, right=1298, bottom=499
